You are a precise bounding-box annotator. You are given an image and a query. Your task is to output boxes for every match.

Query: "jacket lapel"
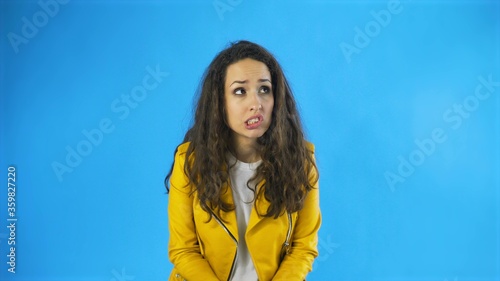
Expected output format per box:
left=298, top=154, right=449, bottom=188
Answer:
left=217, top=183, right=239, bottom=241
left=246, top=180, right=271, bottom=234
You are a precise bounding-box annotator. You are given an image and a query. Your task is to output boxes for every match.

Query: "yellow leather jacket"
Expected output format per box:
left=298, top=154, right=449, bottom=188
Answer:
left=168, top=142, right=321, bottom=281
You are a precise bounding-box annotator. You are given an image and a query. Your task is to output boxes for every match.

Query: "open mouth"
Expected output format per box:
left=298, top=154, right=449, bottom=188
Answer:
left=245, top=115, right=263, bottom=128
left=246, top=117, right=260, bottom=125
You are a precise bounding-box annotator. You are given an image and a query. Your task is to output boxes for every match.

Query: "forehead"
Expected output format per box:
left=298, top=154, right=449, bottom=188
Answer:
left=225, top=59, right=271, bottom=82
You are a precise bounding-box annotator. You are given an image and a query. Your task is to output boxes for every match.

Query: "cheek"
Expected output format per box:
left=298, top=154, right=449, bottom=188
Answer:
left=225, top=102, right=240, bottom=123
left=267, top=99, right=275, bottom=114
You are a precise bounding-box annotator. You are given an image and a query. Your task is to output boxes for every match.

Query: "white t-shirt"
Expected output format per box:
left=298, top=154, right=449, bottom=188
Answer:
left=227, top=154, right=260, bottom=281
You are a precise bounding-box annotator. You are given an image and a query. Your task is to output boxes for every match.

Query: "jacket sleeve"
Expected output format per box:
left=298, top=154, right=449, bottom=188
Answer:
left=272, top=155, right=321, bottom=281
left=168, top=147, right=220, bottom=281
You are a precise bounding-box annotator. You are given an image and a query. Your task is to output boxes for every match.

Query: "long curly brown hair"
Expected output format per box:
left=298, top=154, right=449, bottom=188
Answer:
left=165, top=40, right=318, bottom=218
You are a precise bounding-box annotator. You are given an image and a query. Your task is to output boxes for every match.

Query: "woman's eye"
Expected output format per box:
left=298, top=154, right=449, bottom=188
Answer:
left=234, top=88, right=246, bottom=95
left=259, top=86, right=271, bottom=94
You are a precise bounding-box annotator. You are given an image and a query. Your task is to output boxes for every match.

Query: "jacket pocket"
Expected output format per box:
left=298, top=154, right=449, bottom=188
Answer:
left=169, top=269, right=188, bottom=281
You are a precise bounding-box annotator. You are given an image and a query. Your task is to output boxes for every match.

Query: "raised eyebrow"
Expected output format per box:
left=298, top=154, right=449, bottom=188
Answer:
left=230, top=80, right=247, bottom=86
left=259, top=79, right=271, bottom=83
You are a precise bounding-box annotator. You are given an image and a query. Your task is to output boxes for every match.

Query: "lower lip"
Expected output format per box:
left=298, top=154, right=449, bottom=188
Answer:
left=245, top=119, right=263, bottom=129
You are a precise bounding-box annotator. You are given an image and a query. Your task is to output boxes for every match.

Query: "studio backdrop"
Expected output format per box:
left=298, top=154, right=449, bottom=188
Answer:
left=1, top=0, right=499, bottom=280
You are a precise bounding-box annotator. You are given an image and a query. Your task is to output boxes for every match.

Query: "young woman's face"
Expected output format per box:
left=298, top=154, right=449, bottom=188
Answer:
left=224, top=58, right=274, bottom=146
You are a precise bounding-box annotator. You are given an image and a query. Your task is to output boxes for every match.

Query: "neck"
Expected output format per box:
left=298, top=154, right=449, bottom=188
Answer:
left=231, top=137, right=261, bottom=163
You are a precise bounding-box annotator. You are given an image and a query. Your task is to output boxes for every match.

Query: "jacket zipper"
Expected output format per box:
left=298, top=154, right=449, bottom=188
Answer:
left=208, top=209, right=238, bottom=281
left=285, top=212, right=292, bottom=247
left=281, top=212, right=293, bottom=261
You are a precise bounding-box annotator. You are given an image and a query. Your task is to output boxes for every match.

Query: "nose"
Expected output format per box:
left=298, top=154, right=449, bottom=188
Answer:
left=249, top=92, right=262, bottom=112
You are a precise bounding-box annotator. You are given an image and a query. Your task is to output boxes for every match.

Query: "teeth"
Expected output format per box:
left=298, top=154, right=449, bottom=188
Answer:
left=247, top=118, right=259, bottom=125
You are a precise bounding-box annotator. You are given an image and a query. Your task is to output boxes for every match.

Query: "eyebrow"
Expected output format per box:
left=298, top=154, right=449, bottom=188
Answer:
left=230, top=79, right=271, bottom=86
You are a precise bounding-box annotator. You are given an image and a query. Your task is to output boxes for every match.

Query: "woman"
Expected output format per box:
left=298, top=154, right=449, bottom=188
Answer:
left=165, top=40, right=321, bottom=281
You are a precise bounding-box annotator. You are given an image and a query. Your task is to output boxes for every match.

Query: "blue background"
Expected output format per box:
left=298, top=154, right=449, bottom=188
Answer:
left=1, top=0, right=499, bottom=280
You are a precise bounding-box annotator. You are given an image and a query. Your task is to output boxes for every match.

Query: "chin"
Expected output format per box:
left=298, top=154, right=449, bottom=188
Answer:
left=249, top=129, right=269, bottom=139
